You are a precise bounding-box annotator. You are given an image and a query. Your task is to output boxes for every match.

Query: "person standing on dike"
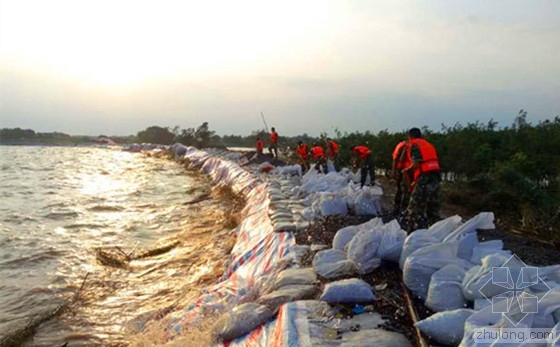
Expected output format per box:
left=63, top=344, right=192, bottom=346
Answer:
left=268, top=127, right=279, bottom=158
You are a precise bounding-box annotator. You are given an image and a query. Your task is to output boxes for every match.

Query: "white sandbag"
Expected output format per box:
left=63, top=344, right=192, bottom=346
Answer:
left=340, top=329, right=412, bottom=347
left=426, top=215, right=464, bottom=240
left=425, top=264, right=468, bottom=312
left=377, top=220, right=408, bottom=263
left=333, top=225, right=361, bottom=251
left=548, top=322, right=560, bottom=346
left=473, top=298, right=492, bottom=311
left=318, top=194, right=348, bottom=216
left=530, top=265, right=560, bottom=292
left=462, top=253, right=523, bottom=301
left=461, top=297, right=535, bottom=347
left=312, top=249, right=358, bottom=279
left=271, top=268, right=318, bottom=291
left=353, top=187, right=381, bottom=216
left=470, top=240, right=510, bottom=265
left=398, top=229, right=434, bottom=269
left=347, top=228, right=383, bottom=274
left=212, top=303, right=274, bottom=342
left=443, top=212, right=494, bottom=247
left=454, top=232, right=479, bottom=260
left=415, top=309, right=475, bottom=346
left=402, top=242, right=467, bottom=300
left=302, top=207, right=316, bottom=221
left=319, top=278, right=376, bottom=304
left=326, top=160, right=336, bottom=173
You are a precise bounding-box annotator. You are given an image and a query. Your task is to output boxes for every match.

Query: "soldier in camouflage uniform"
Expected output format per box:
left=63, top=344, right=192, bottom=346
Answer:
left=402, top=128, right=441, bottom=232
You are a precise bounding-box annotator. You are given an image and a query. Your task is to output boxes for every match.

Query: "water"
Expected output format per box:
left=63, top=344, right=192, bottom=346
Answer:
left=0, top=146, right=226, bottom=346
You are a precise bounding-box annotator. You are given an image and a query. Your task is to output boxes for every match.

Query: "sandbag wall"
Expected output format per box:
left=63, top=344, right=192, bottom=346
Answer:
left=163, top=145, right=296, bottom=344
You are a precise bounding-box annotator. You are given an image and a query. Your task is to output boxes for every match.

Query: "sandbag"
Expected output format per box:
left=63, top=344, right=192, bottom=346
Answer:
left=320, top=278, right=376, bottom=304
left=347, top=228, right=383, bottom=274
left=415, top=309, right=475, bottom=346
left=286, top=245, right=310, bottom=265
left=377, top=220, right=407, bottom=263
left=340, top=329, right=412, bottom=347
left=312, top=249, right=358, bottom=279
left=402, top=242, right=467, bottom=300
left=256, top=285, right=320, bottom=313
left=425, top=264, right=468, bottom=312
left=470, top=240, right=510, bottom=265
left=271, top=268, right=318, bottom=290
left=317, top=194, right=348, bottom=216
left=332, top=226, right=360, bottom=251
left=398, top=229, right=434, bottom=269
left=548, top=322, right=560, bottom=346
left=211, top=303, right=274, bottom=342
left=353, top=187, right=381, bottom=216
left=462, top=253, right=523, bottom=301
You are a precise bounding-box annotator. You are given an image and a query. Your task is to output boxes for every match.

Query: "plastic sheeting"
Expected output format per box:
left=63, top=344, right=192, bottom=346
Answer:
left=163, top=145, right=298, bottom=345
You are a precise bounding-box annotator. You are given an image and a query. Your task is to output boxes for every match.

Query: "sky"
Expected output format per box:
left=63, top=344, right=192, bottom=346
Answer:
left=0, top=0, right=559, bottom=137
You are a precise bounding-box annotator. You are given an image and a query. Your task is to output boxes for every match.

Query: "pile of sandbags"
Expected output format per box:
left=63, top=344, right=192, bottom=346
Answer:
left=404, top=213, right=560, bottom=346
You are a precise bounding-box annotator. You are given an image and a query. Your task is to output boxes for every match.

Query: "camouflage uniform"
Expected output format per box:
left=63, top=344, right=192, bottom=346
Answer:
left=394, top=170, right=412, bottom=215
left=403, top=143, right=441, bottom=232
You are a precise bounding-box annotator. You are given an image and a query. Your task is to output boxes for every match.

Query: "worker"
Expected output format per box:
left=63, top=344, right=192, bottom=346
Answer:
left=296, top=141, right=310, bottom=172
left=350, top=145, right=375, bottom=188
left=311, top=143, right=326, bottom=173
left=402, top=127, right=441, bottom=232
left=325, top=138, right=339, bottom=172
left=268, top=127, right=279, bottom=158
left=391, top=140, right=412, bottom=216
left=256, top=137, right=264, bottom=157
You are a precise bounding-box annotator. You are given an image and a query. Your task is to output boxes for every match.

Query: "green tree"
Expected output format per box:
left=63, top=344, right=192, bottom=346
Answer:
left=136, top=126, right=175, bottom=145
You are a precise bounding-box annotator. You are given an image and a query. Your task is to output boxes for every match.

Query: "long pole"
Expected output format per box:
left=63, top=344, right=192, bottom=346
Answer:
left=260, top=111, right=270, bottom=133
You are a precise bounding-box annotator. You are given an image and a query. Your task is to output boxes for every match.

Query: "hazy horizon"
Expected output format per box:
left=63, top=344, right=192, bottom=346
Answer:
left=1, top=0, right=559, bottom=137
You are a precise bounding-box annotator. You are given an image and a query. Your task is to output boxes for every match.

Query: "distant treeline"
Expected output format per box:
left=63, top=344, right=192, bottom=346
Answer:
left=0, top=128, right=136, bottom=144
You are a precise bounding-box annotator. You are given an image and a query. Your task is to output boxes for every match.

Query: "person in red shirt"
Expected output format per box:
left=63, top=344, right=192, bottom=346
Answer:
left=391, top=140, right=412, bottom=215
left=325, top=138, right=340, bottom=172
left=256, top=137, right=264, bottom=157
left=311, top=143, right=326, bottom=173
left=268, top=127, right=279, bottom=158
left=351, top=145, right=375, bottom=188
left=296, top=141, right=310, bottom=172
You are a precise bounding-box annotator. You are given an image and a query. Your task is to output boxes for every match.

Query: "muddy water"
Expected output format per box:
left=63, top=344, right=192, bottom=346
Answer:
left=0, top=146, right=237, bottom=346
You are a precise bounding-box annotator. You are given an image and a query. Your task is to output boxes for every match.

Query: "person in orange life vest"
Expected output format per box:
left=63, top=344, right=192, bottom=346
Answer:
left=311, top=143, right=326, bottom=173
left=325, top=138, right=340, bottom=171
left=268, top=127, right=279, bottom=158
left=402, top=127, right=441, bottom=231
left=391, top=140, right=413, bottom=215
left=296, top=141, right=310, bottom=172
left=350, top=145, right=375, bottom=188
left=256, top=137, right=264, bottom=157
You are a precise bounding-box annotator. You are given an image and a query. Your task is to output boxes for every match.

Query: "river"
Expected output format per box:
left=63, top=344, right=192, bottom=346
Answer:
left=0, top=145, right=233, bottom=346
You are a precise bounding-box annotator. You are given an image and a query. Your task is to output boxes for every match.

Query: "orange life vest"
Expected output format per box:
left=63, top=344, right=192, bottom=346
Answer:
left=352, top=146, right=371, bottom=160
left=270, top=131, right=278, bottom=143
left=296, top=143, right=309, bottom=160
left=327, top=140, right=339, bottom=155
left=393, top=141, right=412, bottom=169
left=256, top=140, right=264, bottom=151
left=409, top=138, right=440, bottom=181
left=311, top=146, right=325, bottom=159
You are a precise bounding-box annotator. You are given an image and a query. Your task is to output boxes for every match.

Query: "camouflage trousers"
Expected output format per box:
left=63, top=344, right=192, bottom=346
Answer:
left=403, top=172, right=441, bottom=232
left=394, top=171, right=412, bottom=214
